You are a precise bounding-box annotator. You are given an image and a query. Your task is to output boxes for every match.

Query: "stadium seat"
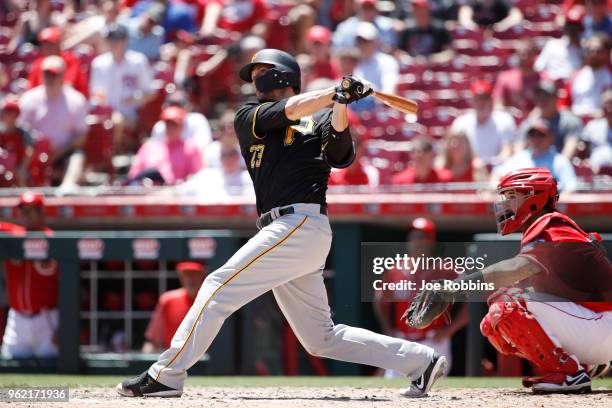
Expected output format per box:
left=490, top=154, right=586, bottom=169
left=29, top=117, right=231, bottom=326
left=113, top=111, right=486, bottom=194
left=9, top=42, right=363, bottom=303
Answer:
left=523, top=4, right=561, bottom=23
left=84, top=105, right=114, bottom=179
left=28, top=137, right=52, bottom=186
left=492, top=25, right=539, bottom=41
left=573, top=161, right=594, bottom=181
left=450, top=27, right=485, bottom=42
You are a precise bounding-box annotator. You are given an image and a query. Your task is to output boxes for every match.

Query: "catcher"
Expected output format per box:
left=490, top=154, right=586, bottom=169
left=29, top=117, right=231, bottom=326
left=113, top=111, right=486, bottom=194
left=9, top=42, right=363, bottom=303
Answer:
left=404, top=168, right=612, bottom=393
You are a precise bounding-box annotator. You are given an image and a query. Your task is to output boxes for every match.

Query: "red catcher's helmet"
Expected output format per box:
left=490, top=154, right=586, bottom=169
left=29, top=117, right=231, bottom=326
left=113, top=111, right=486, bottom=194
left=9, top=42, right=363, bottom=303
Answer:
left=18, top=191, right=44, bottom=208
left=495, top=168, right=558, bottom=235
left=410, top=217, right=436, bottom=240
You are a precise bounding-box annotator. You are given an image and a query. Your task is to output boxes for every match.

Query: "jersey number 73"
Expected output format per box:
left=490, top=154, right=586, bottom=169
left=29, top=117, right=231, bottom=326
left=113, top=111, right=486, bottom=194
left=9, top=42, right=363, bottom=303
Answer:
left=249, top=144, right=265, bottom=168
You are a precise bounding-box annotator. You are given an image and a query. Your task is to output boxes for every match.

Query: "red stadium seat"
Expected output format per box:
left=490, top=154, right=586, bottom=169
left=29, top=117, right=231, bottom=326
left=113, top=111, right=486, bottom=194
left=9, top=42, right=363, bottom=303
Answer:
left=523, top=4, right=560, bottom=23
left=28, top=137, right=53, bottom=186
left=573, top=161, right=593, bottom=180
left=597, top=166, right=612, bottom=176
left=492, top=25, right=539, bottom=41
left=84, top=105, right=114, bottom=176
left=450, top=27, right=485, bottom=42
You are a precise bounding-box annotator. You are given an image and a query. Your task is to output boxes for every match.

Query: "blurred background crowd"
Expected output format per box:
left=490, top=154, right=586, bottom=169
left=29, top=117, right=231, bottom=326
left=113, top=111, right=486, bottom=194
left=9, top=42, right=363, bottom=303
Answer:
left=0, top=0, right=610, bottom=196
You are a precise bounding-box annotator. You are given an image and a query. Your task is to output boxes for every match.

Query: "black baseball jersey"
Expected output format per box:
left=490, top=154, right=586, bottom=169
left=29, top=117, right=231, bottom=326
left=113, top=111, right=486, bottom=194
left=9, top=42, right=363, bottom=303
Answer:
left=234, top=98, right=354, bottom=215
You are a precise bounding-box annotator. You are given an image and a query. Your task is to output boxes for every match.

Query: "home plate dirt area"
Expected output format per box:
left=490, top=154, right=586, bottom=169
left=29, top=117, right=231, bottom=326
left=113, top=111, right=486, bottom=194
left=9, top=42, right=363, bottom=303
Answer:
left=3, top=376, right=611, bottom=408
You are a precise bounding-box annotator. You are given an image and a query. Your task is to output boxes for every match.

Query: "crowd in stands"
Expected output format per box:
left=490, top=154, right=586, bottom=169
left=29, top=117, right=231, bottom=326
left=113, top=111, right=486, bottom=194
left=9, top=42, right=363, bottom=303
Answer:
left=0, top=0, right=611, bottom=195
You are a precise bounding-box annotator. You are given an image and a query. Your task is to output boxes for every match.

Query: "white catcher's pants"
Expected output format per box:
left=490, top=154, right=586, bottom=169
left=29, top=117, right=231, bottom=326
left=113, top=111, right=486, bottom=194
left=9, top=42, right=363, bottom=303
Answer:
left=526, top=302, right=612, bottom=366
left=149, top=204, right=434, bottom=389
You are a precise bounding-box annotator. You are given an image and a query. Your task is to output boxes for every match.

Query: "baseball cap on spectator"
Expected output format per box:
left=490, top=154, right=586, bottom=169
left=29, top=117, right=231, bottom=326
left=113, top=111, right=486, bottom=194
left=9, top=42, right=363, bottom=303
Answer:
left=535, top=78, right=558, bottom=97
left=104, top=23, right=128, bottom=40
left=355, top=22, right=379, bottom=41
left=308, top=25, right=332, bottom=45
left=527, top=119, right=552, bottom=138
left=18, top=192, right=44, bottom=208
left=565, top=5, right=586, bottom=25
left=38, top=27, right=61, bottom=44
left=176, top=261, right=205, bottom=274
left=410, top=0, right=430, bottom=8
left=145, top=2, right=165, bottom=24
left=160, top=106, right=186, bottom=124
left=410, top=217, right=436, bottom=240
left=470, top=79, right=493, bottom=96
left=0, top=95, right=20, bottom=114
left=41, top=55, right=65, bottom=74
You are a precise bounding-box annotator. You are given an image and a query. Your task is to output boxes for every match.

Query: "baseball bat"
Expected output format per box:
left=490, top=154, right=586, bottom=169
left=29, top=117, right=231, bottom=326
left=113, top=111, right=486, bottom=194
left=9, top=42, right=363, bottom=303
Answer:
left=372, top=91, right=419, bottom=114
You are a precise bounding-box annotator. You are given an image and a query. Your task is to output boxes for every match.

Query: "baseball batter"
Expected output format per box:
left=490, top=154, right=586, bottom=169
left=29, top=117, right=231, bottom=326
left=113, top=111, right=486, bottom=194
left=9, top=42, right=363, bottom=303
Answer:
left=117, top=49, right=446, bottom=398
left=405, top=168, right=612, bottom=393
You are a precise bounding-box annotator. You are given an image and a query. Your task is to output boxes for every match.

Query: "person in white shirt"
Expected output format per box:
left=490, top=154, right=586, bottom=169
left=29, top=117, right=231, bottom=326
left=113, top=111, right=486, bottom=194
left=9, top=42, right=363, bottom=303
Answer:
left=175, top=144, right=253, bottom=198
left=451, top=79, right=516, bottom=166
left=534, top=6, right=585, bottom=81
left=19, top=56, right=88, bottom=188
left=89, top=23, right=153, bottom=149
left=493, top=120, right=577, bottom=192
left=352, top=21, right=399, bottom=112
left=150, top=90, right=212, bottom=150
left=203, top=108, right=245, bottom=170
left=332, top=0, right=398, bottom=51
left=563, top=34, right=611, bottom=117
left=581, top=89, right=612, bottom=172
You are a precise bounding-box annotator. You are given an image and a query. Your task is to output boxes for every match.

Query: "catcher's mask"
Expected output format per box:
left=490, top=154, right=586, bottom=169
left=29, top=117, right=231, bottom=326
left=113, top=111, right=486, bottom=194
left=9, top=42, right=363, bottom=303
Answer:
left=239, top=48, right=301, bottom=94
left=494, top=168, right=558, bottom=235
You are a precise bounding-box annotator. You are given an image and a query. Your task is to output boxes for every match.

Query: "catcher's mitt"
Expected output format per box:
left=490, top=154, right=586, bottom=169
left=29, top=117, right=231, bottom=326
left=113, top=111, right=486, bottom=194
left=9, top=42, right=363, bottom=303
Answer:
left=402, top=279, right=457, bottom=329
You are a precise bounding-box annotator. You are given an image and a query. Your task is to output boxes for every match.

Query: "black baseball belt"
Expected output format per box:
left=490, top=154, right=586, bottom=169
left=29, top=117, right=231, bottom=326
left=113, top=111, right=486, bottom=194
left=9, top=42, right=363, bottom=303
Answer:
left=256, top=205, right=327, bottom=230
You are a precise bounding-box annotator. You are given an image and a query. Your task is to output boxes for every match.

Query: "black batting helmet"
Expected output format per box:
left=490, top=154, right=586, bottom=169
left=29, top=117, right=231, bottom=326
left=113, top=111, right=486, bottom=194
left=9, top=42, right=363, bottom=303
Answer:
left=239, top=49, right=301, bottom=93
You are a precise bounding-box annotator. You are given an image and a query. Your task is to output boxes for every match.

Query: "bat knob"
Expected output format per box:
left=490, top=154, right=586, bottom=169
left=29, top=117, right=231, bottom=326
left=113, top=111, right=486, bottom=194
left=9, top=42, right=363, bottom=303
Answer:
left=341, top=78, right=352, bottom=90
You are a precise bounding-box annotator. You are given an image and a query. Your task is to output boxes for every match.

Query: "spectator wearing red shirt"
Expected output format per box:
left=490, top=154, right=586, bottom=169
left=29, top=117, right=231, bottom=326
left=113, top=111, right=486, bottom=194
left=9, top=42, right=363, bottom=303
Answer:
left=28, top=27, right=89, bottom=97
left=143, top=262, right=207, bottom=351
left=302, top=26, right=341, bottom=88
left=0, top=192, right=59, bottom=359
left=128, top=106, right=204, bottom=185
left=493, top=39, right=542, bottom=115
left=439, top=130, right=481, bottom=182
left=392, top=136, right=452, bottom=185
left=329, top=140, right=379, bottom=188
left=0, top=96, right=32, bottom=187
left=373, top=218, right=468, bottom=377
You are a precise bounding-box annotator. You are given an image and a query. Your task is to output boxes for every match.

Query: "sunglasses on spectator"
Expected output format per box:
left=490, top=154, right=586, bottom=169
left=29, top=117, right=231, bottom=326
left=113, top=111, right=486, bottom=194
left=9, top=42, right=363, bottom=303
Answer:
left=527, top=131, right=547, bottom=139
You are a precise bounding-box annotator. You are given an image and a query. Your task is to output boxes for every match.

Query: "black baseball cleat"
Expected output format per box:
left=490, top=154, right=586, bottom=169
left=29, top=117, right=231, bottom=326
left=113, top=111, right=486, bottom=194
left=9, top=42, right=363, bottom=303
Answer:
left=587, top=361, right=611, bottom=379
left=401, top=353, right=447, bottom=398
left=527, top=369, right=592, bottom=394
left=116, top=371, right=182, bottom=397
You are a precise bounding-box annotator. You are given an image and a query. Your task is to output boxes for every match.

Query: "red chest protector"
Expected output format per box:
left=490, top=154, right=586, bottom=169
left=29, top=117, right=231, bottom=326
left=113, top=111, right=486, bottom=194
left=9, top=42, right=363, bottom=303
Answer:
left=522, top=212, right=592, bottom=245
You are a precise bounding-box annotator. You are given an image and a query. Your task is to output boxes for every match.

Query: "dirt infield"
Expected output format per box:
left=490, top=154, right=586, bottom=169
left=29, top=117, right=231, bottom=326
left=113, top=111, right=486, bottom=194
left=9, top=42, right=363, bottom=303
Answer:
left=8, top=386, right=612, bottom=408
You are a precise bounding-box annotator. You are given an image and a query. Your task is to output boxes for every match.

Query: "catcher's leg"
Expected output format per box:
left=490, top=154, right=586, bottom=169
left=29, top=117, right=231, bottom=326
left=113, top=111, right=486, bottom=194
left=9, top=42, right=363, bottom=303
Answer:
left=273, top=271, right=434, bottom=379
left=525, top=301, right=612, bottom=366
left=481, top=300, right=590, bottom=393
